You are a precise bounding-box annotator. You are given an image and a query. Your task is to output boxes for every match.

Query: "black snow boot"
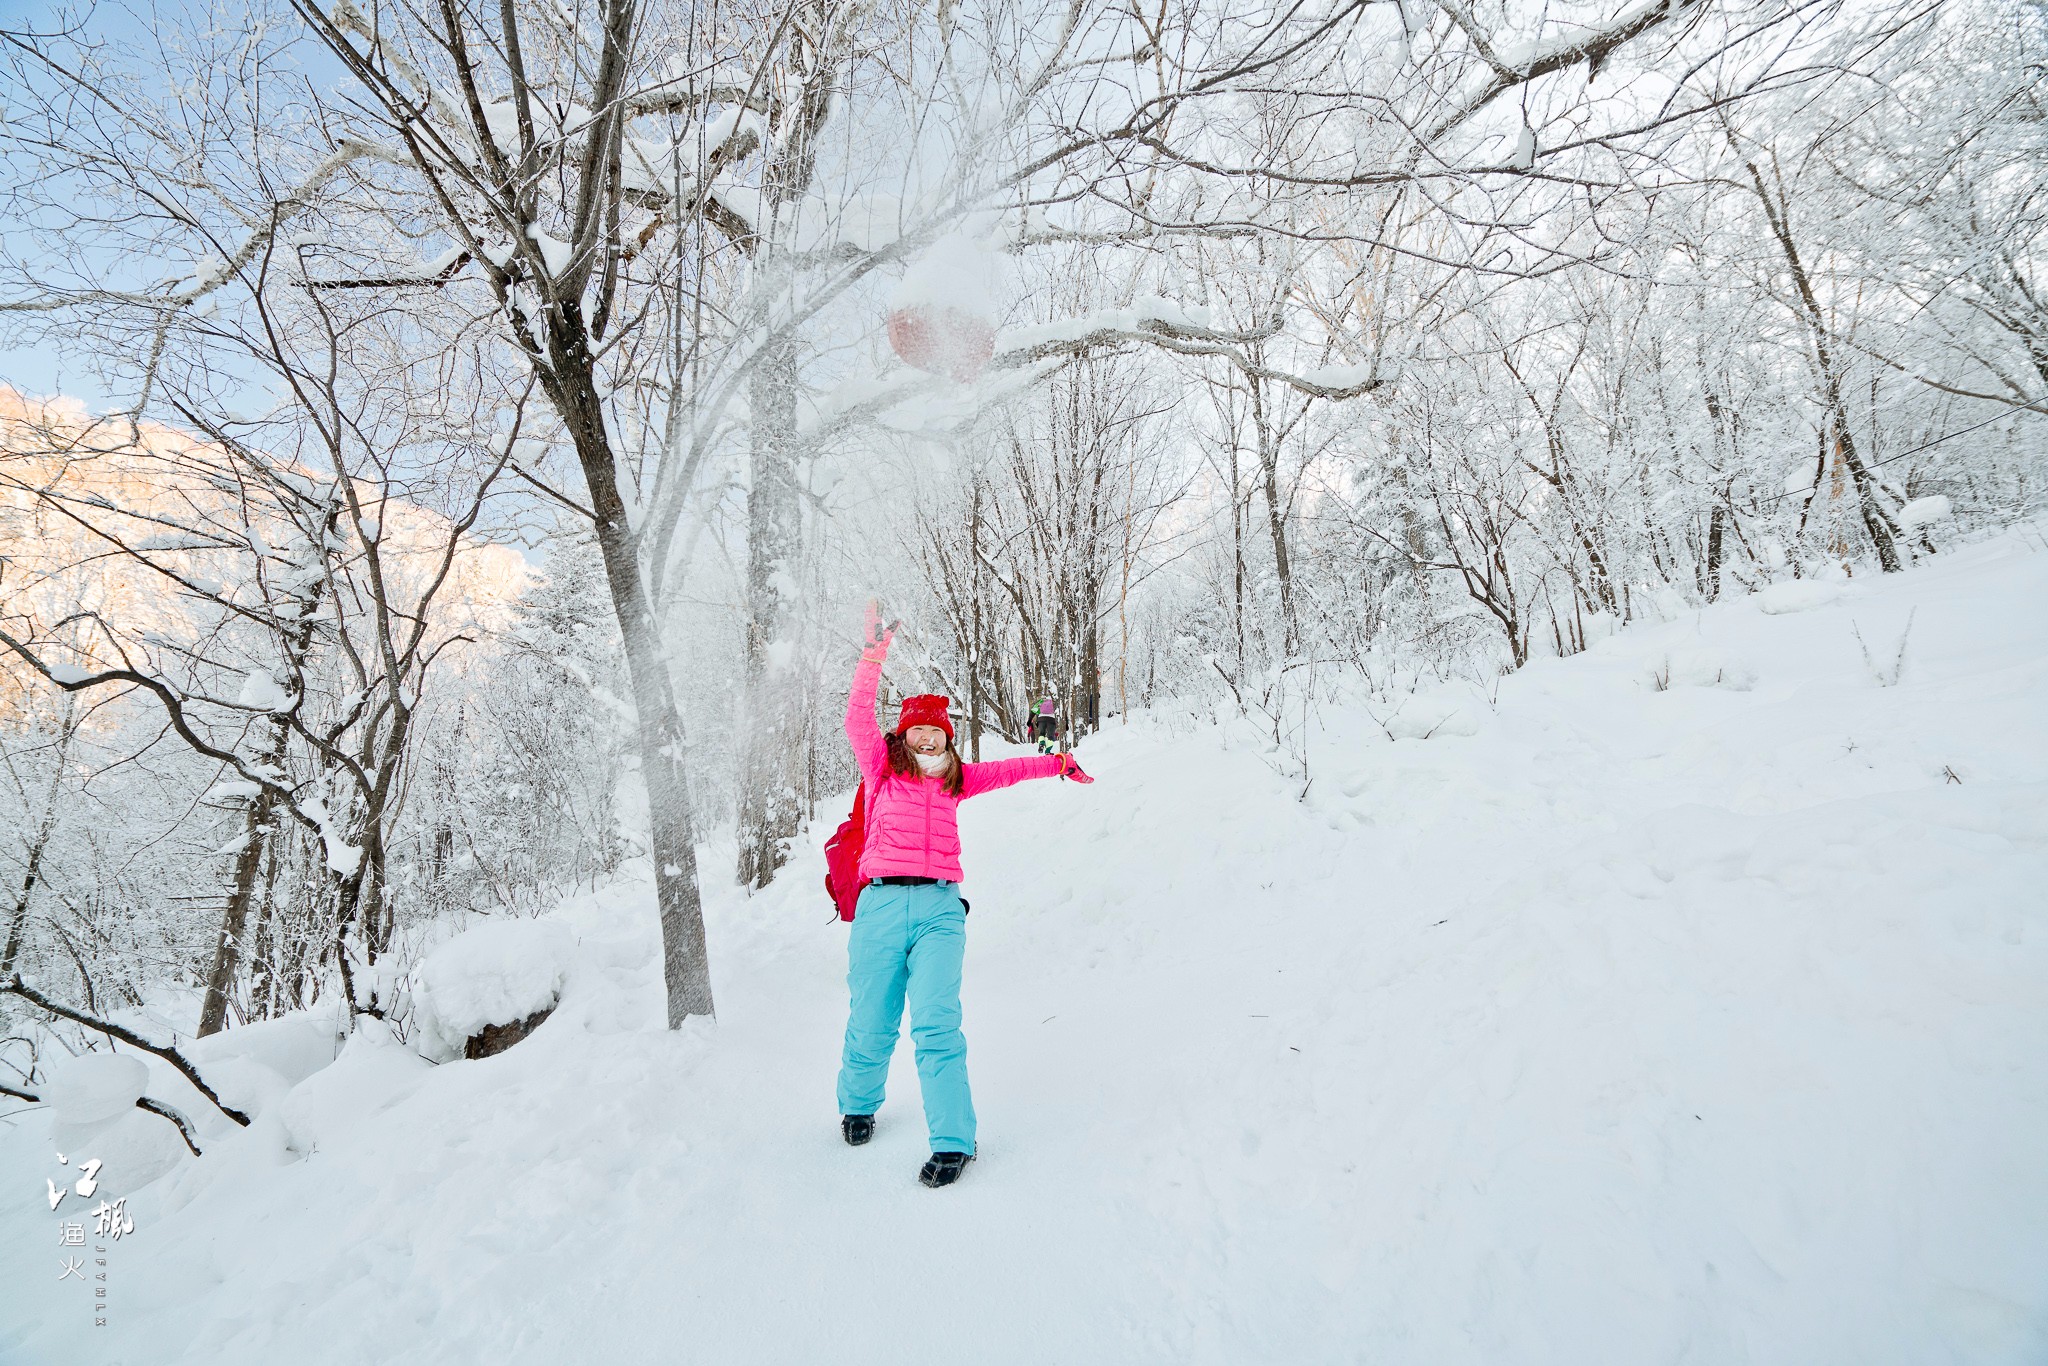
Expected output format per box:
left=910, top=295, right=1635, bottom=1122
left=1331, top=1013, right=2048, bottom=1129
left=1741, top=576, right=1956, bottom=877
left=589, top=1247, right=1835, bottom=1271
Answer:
left=918, top=1151, right=974, bottom=1188
left=842, top=1115, right=875, bottom=1146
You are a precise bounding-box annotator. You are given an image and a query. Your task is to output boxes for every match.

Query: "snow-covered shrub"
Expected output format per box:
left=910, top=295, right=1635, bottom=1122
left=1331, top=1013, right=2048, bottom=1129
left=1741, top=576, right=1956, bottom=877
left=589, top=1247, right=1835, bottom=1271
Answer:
left=40, top=1051, right=149, bottom=1126
left=408, top=919, right=578, bottom=1063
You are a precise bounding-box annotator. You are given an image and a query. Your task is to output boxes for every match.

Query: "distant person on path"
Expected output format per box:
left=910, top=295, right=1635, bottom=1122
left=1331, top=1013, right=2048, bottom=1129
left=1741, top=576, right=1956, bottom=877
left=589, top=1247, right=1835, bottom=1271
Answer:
left=1032, top=693, right=1058, bottom=754
left=840, top=602, right=1093, bottom=1188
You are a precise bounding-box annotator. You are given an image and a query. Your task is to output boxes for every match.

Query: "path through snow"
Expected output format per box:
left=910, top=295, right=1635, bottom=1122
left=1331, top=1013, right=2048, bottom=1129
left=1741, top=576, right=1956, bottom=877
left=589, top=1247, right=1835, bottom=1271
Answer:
left=4, top=533, right=2045, bottom=1365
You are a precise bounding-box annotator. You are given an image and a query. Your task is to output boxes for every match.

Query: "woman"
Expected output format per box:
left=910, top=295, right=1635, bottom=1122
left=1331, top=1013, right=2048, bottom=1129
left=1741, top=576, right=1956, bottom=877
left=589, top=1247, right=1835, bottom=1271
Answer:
left=840, top=601, right=1092, bottom=1188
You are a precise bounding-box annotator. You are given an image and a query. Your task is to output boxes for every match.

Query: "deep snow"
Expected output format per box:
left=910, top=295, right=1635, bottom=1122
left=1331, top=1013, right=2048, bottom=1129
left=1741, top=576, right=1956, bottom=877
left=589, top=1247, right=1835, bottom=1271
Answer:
left=4, top=531, right=2046, bottom=1365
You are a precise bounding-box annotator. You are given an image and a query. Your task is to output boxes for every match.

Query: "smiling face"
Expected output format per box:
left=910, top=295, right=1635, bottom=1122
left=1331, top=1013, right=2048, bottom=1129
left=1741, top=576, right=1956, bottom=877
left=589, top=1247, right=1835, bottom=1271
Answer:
left=902, top=724, right=948, bottom=756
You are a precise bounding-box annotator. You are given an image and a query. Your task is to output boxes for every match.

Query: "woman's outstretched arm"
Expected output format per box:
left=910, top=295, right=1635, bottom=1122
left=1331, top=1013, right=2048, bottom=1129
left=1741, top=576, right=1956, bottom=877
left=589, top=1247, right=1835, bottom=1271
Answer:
left=959, top=752, right=1066, bottom=798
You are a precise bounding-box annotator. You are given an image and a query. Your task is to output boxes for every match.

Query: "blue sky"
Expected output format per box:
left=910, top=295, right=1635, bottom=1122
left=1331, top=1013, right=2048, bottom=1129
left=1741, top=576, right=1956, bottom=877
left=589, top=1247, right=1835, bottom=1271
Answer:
left=1, top=0, right=165, bottom=408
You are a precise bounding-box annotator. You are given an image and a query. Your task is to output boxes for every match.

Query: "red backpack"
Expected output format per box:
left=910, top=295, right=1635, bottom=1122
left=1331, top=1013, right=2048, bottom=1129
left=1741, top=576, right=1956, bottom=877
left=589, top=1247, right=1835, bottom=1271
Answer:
left=823, top=781, right=869, bottom=921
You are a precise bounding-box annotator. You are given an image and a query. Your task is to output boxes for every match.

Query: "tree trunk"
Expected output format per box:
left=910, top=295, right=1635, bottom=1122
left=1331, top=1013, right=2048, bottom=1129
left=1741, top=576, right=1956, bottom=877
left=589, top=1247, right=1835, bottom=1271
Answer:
left=198, top=642, right=308, bottom=1037
left=1705, top=502, right=1728, bottom=602
left=198, top=784, right=277, bottom=1037
left=246, top=832, right=282, bottom=1020
left=547, top=323, right=714, bottom=1024
left=1748, top=160, right=1903, bottom=572
left=1250, top=379, right=1298, bottom=657
left=1230, top=443, right=1247, bottom=676
left=1827, top=401, right=1902, bottom=572
left=0, top=783, right=60, bottom=979
left=968, top=477, right=985, bottom=762
left=1391, top=437, right=1433, bottom=610
left=736, top=331, right=805, bottom=890
left=1081, top=602, right=1101, bottom=736
left=2, top=704, right=74, bottom=980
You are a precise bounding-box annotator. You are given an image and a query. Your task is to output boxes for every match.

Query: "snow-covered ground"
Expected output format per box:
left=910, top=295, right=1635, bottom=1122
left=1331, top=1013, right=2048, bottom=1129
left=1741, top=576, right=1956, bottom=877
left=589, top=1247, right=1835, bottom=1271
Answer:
left=5, top=531, right=2046, bottom=1365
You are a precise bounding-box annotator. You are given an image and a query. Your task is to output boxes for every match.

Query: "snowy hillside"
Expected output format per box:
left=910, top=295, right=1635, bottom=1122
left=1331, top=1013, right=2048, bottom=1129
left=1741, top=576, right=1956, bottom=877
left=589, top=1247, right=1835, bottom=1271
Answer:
left=4, top=532, right=2045, bottom=1366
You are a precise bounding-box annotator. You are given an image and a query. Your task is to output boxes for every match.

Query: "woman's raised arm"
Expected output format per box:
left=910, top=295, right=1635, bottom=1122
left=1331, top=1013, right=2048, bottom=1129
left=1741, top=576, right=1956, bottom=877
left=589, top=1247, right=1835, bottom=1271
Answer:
left=845, top=603, right=894, bottom=783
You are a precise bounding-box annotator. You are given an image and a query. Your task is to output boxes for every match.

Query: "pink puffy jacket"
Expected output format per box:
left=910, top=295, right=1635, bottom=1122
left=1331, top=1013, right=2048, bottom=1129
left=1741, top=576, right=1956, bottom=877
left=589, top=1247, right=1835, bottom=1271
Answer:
left=846, top=647, right=1061, bottom=882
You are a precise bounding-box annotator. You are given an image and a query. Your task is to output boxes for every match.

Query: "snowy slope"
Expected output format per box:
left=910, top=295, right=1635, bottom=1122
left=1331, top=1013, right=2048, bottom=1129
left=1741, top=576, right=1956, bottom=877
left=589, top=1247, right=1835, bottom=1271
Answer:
left=4, top=532, right=2045, bottom=1366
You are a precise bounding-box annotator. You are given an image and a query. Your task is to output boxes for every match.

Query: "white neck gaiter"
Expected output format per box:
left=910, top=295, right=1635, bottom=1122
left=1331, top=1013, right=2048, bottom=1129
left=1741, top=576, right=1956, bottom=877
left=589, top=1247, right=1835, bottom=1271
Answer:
left=914, top=751, right=948, bottom=774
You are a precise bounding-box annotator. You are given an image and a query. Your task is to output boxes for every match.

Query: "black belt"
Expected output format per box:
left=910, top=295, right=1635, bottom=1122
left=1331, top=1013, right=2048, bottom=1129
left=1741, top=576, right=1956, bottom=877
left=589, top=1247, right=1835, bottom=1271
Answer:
left=870, top=875, right=949, bottom=886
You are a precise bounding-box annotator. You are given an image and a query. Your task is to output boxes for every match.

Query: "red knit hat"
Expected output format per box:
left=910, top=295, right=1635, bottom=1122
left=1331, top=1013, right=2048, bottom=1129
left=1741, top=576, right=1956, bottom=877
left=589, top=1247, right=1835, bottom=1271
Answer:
left=894, top=694, right=954, bottom=743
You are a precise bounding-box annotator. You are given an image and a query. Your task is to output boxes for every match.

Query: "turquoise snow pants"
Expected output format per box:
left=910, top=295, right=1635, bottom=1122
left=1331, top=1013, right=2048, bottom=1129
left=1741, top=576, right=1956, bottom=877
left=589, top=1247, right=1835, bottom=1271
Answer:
left=837, top=881, right=976, bottom=1154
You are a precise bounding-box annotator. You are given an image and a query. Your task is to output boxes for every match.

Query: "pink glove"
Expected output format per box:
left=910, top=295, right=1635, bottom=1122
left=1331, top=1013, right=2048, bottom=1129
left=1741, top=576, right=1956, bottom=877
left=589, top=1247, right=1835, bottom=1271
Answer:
left=1057, top=753, right=1093, bottom=784
left=861, top=601, right=897, bottom=660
